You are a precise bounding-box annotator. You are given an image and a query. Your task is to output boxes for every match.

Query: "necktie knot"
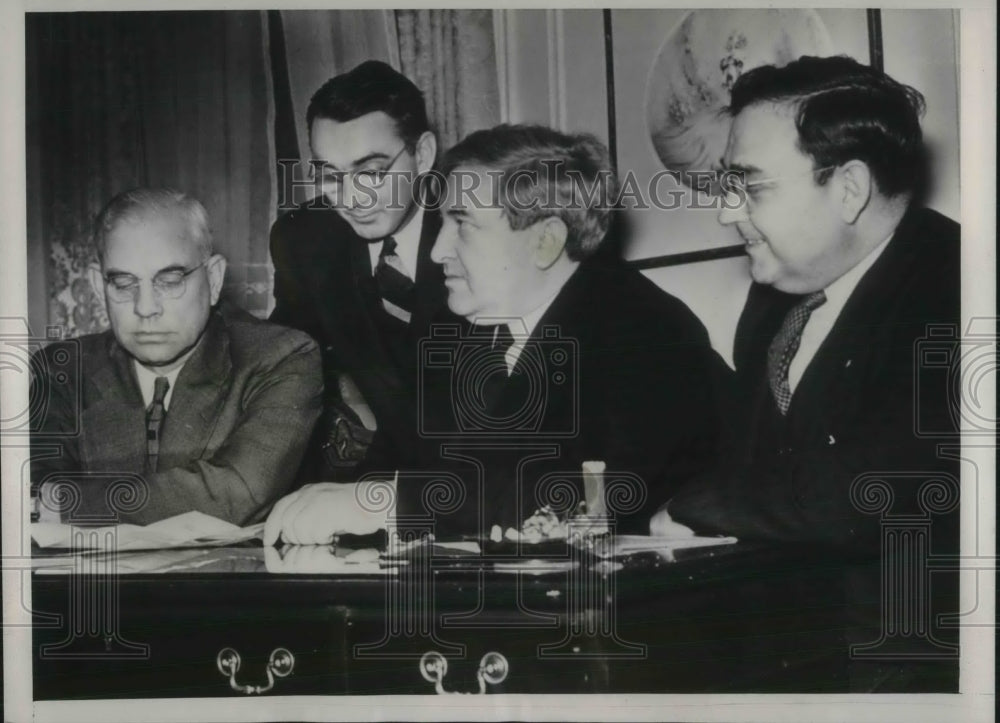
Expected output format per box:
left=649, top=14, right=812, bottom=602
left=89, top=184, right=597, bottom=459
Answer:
left=767, top=290, right=827, bottom=415
left=152, top=375, right=170, bottom=405
left=492, top=323, right=515, bottom=354
left=800, top=290, right=827, bottom=313
left=379, top=235, right=398, bottom=259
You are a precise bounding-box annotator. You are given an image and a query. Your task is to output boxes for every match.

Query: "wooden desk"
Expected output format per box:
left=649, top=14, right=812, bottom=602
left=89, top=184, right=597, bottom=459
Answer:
left=31, top=540, right=957, bottom=698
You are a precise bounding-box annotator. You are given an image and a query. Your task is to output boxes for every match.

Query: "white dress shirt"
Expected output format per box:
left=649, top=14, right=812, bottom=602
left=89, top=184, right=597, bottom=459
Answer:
left=134, top=360, right=184, bottom=411
left=368, top=206, right=424, bottom=281
left=473, top=288, right=562, bottom=376
left=787, top=233, right=893, bottom=393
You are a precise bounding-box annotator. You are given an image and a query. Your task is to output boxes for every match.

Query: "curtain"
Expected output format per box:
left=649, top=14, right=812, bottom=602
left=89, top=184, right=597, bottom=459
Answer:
left=278, top=10, right=500, bottom=167
left=279, top=10, right=398, bottom=174
left=26, top=11, right=275, bottom=336
left=396, top=10, right=501, bottom=150
left=26, top=10, right=502, bottom=335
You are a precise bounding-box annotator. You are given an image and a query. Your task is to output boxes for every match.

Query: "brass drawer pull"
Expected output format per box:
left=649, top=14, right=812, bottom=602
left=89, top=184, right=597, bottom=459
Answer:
left=216, top=647, right=295, bottom=695
left=419, top=650, right=509, bottom=694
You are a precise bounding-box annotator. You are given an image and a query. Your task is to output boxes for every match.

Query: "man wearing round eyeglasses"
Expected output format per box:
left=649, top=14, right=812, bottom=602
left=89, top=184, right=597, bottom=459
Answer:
left=651, top=56, right=960, bottom=691
left=31, top=188, right=323, bottom=526
left=270, top=60, right=455, bottom=480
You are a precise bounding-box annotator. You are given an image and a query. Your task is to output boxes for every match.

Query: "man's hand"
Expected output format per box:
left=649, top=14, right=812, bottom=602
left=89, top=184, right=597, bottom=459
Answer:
left=263, top=481, right=393, bottom=546
left=264, top=544, right=381, bottom=573
left=649, top=504, right=696, bottom=538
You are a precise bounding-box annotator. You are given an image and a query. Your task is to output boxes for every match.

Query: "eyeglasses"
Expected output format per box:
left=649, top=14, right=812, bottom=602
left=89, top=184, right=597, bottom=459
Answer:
left=312, top=145, right=410, bottom=195
left=104, top=261, right=206, bottom=303
left=720, top=165, right=839, bottom=198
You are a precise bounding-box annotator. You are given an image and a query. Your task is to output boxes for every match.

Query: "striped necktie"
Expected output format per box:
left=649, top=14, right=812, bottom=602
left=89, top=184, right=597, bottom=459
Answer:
left=767, top=291, right=827, bottom=415
left=375, top=236, right=415, bottom=320
left=146, top=376, right=170, bottom=473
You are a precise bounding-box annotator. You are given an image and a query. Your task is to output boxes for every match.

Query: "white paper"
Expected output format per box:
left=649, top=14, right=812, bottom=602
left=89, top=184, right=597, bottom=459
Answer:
left=31, top=510, right=264, bottom=551
left=594, top=533, right=738, bottom=559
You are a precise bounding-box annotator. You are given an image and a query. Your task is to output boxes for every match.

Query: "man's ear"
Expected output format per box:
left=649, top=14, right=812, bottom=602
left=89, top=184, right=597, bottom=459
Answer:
left=206, top=254, right=227, bottom=305
left=533, top=217, right=569, bottom=270
left=837, top=160, right=872, bottom=224
left=86, top=263, right=107, bottom=314
left=414, top=131, right=438, bottom=175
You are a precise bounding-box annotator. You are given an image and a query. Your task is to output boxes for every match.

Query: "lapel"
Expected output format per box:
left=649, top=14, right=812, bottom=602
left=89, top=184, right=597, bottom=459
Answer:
left=788, top=215, right=916, bottom=421
left=311, top=209, right=385, bottom=369
left=82, top=334, right=148, bottom=472
left=157, top=311, right=233, bottom=468
left=344, top=226, right=395, bottom=357
left=513, top=262, right=587, bottom=369
left=487, top=268, right=583, bottom=420
left=323, top=219, right=413, bottom=411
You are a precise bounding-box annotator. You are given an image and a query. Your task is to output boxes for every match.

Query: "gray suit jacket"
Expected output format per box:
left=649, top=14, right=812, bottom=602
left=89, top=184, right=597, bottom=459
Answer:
left=31, top=303, right=323, bottom=525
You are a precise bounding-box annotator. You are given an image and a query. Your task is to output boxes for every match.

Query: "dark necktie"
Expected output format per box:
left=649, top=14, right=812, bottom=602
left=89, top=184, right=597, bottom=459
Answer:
left=767, top=291, right=827, bottom=415
left=492, top=323, right=515, bottom=355
left=146, top=376, right=170, bottom=473
left=480, top=324, right=516, bottom=411
left=375, top=236, right=415, bottom=318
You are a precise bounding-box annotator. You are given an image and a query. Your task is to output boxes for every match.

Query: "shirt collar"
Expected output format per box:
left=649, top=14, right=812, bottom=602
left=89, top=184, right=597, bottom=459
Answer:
left=472, top=287, right=563, bottom=340
left=133, top=359, right=185, bottom=411
left=387, top=205, right=424, bottom=279
left=510, top=287, right=561, bottom=339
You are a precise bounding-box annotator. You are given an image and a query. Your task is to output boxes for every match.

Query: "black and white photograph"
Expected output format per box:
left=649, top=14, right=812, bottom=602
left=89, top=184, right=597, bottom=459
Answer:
left=1, top=3, right=995, bottom=722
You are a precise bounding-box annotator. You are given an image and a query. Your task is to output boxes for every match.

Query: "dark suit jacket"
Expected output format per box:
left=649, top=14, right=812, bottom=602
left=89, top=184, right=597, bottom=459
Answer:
left=270, top=201, right=453, bottom=472
left=665, top=207, right=961, bottom=692
left=668, top=206, right=960, bottom=551
left=31, top=303, right=323, bottom=526
left=396, top=258, right=725, bottom=537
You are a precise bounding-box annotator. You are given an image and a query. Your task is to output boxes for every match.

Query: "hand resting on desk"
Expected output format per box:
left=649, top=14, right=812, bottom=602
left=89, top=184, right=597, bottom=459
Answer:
left=263, top=544, right=382, bottom=573
left=263, top=480, right=394, bottom=546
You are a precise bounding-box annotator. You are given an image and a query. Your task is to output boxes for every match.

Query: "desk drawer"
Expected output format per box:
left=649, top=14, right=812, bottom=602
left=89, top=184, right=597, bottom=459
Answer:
left=32, top=578, right=345, bottom=699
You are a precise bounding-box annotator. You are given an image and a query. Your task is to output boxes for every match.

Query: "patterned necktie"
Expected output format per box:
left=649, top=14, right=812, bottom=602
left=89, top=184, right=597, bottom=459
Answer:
left=375, top=236, right=415, bottom=319
left=146, top=376, right=170, bottom=473
left=767, top=291, right=827, bottom=415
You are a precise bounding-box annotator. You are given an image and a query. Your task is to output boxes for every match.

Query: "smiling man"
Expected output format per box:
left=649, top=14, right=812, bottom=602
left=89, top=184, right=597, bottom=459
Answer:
left=31, top=188, right=322, bottom=525
left=652, top=55, right=960, bottom=548
left=649, top=57, right=960, bottom=690
left=265, top=124, right=723, bottom=544
left=269, top=61, right=456, bottom=480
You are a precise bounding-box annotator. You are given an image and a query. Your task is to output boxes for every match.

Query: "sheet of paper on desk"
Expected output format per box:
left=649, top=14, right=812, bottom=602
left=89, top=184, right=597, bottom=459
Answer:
left=594, top=534, right=738, bottom=559
left=31, top=511, right=264, bottom=551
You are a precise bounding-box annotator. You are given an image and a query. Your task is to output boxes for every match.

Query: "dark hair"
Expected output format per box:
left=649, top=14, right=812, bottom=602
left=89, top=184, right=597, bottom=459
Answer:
left=728, top=55, right=927, bottom=198
left=440, top=124, right=617, bottom=261
left=93, top=188, right=212, bottom=264
left=306, top=60, right=430, bottom=149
